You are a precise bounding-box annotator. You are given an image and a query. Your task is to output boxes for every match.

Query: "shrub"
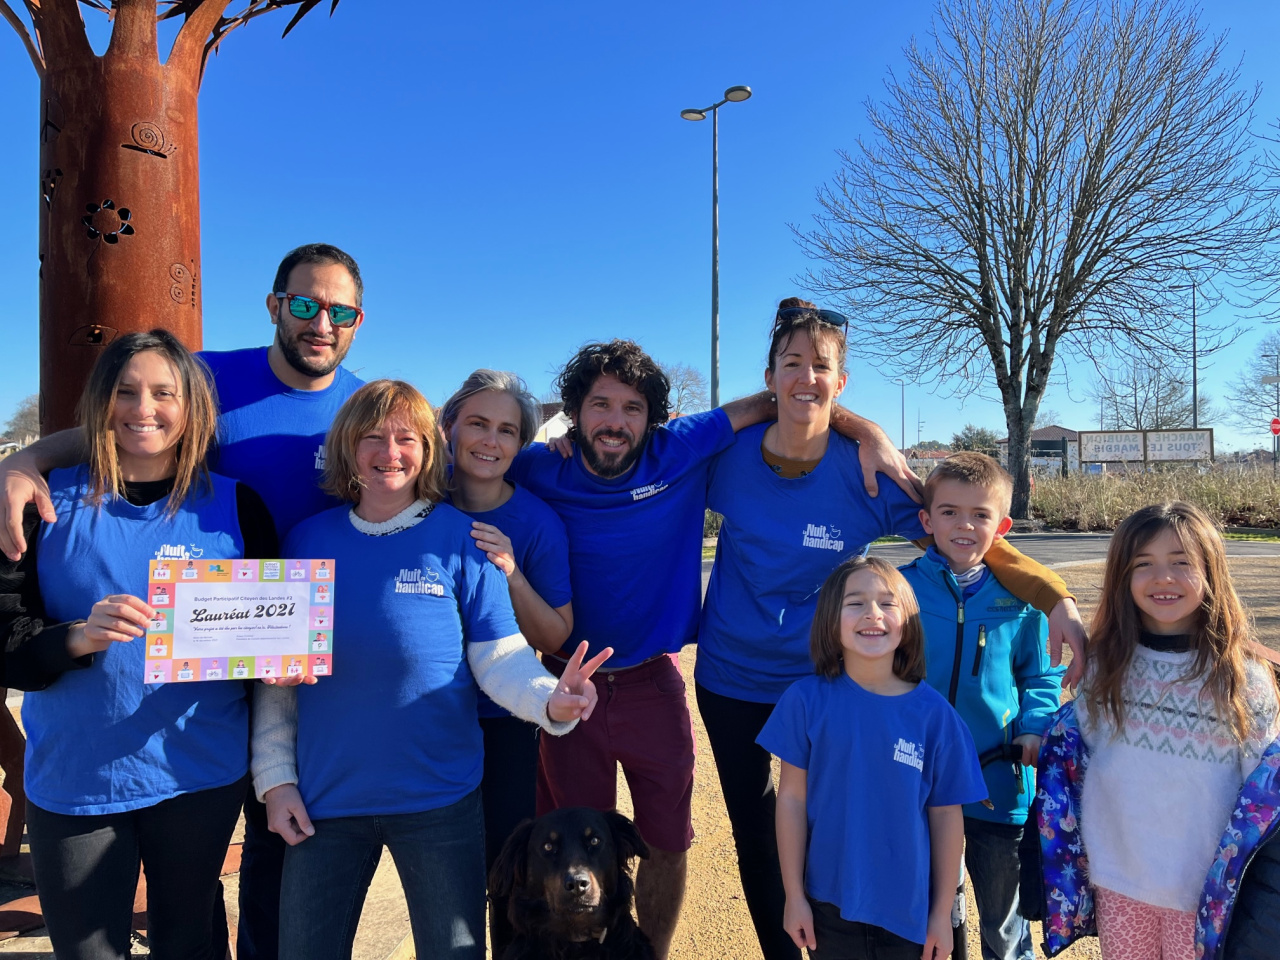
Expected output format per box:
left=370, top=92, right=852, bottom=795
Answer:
left=1031, top=468, right=1280, bottom=530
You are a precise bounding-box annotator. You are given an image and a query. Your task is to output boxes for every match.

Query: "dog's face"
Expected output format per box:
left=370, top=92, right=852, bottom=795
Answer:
left=490, top=807, right=649, bottom=943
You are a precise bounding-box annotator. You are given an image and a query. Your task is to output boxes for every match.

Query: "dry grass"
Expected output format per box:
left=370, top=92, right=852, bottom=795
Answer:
left=1032, top=469, right=1280, bottom=530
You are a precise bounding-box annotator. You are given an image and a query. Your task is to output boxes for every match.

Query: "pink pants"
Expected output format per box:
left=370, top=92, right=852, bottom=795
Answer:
left=1095, top=886, right=1195, bottom=960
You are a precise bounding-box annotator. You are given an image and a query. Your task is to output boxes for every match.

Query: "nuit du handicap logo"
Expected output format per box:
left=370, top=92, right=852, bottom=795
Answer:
left=395, top=567, right=444, bottom=596
left=892, top=737, right=924, bottom=772
left=801, top=522, right=845, bottom=552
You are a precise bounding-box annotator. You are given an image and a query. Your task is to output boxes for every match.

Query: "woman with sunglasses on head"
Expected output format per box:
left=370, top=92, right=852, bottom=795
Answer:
left=437, top=369, right=574, bottom=957
left=250, top=379, right=606, bottom=960
left=0, top=330, right=278, bottom=960
left=695, top=298, right=1077, bottom=960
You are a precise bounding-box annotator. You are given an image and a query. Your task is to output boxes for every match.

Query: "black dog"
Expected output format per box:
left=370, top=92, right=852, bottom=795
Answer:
left=489, top=807, right=655, bottom=960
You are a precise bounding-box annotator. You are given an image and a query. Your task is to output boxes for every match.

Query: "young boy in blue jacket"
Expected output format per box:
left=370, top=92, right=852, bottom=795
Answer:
left=900, top=453, right=1064, bottom=960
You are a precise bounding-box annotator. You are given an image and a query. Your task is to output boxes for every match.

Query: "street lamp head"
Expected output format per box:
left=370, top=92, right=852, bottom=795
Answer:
left=680, top=108, right=707, bottom=121
left=724, top=85, right=752, bottom=102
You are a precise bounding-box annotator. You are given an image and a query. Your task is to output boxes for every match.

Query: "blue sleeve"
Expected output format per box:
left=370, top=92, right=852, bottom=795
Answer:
left=458, top=552, right=521, bottom=645
left=663, top=409, right=735, bottom=464
left=925, top=702, right=987, bottom=807
left=756, top=683, right=813, bottom=770
left=516, top=511, right=572, bottom=610
left=879, top=473, right=927, bottom=542
left=1012, top=611, right=1065, bottom=737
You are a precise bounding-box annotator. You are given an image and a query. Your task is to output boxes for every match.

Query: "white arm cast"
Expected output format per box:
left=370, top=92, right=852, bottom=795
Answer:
left=251, top=682, right=298, bottom=801
left=468, top=634, right=579, bottom=736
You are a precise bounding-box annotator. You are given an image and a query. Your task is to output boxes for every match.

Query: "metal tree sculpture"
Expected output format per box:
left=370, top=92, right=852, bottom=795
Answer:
left=1, top=0, right=341, bottom=434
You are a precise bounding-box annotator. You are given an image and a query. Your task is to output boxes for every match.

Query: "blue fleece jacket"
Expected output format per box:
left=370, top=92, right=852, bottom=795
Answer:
left=901, top=546, right=1063, bottom=823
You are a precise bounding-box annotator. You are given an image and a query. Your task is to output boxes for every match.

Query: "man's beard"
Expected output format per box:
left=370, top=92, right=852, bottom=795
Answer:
left=275, top=322, right=351, bottom=379
left=575, top=427, right=646, bottom=479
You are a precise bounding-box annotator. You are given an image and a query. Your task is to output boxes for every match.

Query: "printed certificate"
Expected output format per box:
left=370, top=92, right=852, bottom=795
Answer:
left=144, top=558, right=335, bottom=683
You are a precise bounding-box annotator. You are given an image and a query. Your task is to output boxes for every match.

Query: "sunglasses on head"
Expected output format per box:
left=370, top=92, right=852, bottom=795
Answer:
left=771, top=306, right=850, bottom=338
left=274, top=292, right=363, bottom=328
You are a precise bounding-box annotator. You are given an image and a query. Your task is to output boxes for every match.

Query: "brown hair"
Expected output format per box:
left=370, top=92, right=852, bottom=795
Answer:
left=923, top=451, right=1014, bottom=517
left=556, top=340, right=671, bottom=433
left=1086, top=501, right=1276, bottom=743
left=322, top=380, right=447, bottom=505
left=767, top=297, right=848, bottom=375
left=78, top=330, right=218, bottom=515
left=810, top=556, right=927, bottom=683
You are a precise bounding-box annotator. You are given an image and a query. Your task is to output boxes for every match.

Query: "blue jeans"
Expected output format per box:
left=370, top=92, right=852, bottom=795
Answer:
left=963, top=817, right=1034, bottom=960
left=279, top=789, right=485, bottom=960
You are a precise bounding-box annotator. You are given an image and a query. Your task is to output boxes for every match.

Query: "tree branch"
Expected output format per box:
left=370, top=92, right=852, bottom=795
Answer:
left=0, top=0, right=44, bottom=76
left=166, top=0, right=231, bottom=80
left=30, top=0, right=95, bottom=67
left=105, top=0, right=158, bottom=61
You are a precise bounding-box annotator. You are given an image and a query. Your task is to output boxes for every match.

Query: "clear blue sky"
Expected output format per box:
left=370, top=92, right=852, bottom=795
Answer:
left=2, top=1, right=1279, bottom=450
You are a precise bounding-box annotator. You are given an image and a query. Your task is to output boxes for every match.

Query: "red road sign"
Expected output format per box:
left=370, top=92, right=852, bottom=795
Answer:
left=1272, top=418, right=1280, bottom=436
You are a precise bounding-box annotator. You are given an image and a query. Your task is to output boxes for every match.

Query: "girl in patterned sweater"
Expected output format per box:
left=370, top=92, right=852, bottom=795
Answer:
left=1077, top=502, right=1279, bottom=960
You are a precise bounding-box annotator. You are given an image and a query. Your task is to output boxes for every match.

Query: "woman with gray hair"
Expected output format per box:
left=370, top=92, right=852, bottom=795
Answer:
left=439, top=369, right=575, bottom=957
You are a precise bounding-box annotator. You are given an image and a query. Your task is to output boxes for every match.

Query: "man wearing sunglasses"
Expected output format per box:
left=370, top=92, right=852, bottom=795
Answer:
left=0, top=242, right=367, bottom=960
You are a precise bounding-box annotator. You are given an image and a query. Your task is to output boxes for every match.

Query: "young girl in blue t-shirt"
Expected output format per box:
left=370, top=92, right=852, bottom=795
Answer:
left=758, top=556, right=985, bottom=959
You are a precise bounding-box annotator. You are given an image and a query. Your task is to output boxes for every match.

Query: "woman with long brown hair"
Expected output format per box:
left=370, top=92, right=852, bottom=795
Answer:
left=0, top=329, right=277, bottom=960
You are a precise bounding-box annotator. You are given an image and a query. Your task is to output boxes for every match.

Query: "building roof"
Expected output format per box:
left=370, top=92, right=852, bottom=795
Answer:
left=996, top=424, right=1078, bottom=444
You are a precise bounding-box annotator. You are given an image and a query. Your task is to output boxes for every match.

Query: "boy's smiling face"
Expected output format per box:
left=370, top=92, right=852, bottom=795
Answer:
left=920, top=479, right=1013, bottom=572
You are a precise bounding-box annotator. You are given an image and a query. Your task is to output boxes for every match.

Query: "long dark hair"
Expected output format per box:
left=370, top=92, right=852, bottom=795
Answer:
left=1086, top=501, right=1273, bottom=743
left=78, top=330, right=217, bottom=514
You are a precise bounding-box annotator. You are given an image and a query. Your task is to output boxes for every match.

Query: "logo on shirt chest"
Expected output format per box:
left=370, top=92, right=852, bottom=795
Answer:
left=892, top=737, right=924, bottom=772
left=154, top=543, right=205, bottom=561
left=314, top=445, right=326, bottom=470
left=801, top=523, right=845, bottom=552
left=630, top=480, right=669, bottom=501
left=394, top=567, right=444, bottom=596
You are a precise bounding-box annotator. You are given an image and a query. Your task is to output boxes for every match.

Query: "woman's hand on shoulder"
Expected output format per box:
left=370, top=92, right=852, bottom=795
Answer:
left=783, top=896, right=816, bottom=951
left=67, top=594, right=153, bottom=658
left=264, top=783, right=315, bottom=846
left=470, top=522, right=516, bottom=578
left=548, top=641, right=613, bottom=723
left=546, top=435, right=575, bottom=459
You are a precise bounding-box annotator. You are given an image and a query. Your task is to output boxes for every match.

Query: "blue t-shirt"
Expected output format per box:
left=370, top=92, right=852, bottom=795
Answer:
left=757, top=674, right=986, bottom=945
left=506, top=410, right=734, bottom=667
left=698, top=425, right=926, bottom=703
left=447, top=482, right=573, bottom=719
left=200, top=347, right=364, bottom=538
left=284, top=503, right=520, bottom=819
left=24, top=467, right=250, bottom=815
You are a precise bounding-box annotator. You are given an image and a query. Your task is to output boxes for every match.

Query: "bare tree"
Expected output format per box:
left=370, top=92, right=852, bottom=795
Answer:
left=1224, top=330, right=1280, bottom=436
left=662, top=362, right=710, bottom=416
left=1087, top=360, right=1218, bottom=430
left=1, top=1, right=341, bottom=433
left=798, top=0, right=1277, bottom=517
left=3, top=395, right=39, bottom=442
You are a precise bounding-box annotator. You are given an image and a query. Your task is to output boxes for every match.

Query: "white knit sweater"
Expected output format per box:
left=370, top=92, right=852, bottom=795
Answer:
left=1077, top=645, right=1279, bottom=911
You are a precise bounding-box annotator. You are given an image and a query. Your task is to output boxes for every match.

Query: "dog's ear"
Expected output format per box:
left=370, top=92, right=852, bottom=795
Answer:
left=489, top=818, right=536, bottom=898
left=605, top=810, right=649, bottom=865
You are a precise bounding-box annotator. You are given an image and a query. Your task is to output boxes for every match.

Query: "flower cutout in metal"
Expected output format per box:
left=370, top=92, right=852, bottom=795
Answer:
left=82, top=199, right=134, bottom=244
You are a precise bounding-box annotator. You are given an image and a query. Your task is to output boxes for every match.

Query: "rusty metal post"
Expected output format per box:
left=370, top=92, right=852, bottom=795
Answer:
left=37, top=0, right=203, bottom=435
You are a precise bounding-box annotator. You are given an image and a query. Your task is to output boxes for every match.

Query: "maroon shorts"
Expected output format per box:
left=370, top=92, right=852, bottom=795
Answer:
left=537, top=653, right=695, bottom=852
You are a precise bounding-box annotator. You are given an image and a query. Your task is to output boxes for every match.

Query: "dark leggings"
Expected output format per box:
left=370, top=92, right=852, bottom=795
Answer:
left=238, top=788, right=287, bottom=960
left=696, top=684, right=802, bottom=960
left=480, top=714, right=539, bottom=959
left=27, top=775, right=247, bottom=960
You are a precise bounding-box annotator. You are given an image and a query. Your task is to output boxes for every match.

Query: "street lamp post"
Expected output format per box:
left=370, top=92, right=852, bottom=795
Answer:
left=1171, top=282, right=1199, bottom=428
left=681, top=85, right=752, bottom=409
left=894, top=379, right=906, bottom=452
